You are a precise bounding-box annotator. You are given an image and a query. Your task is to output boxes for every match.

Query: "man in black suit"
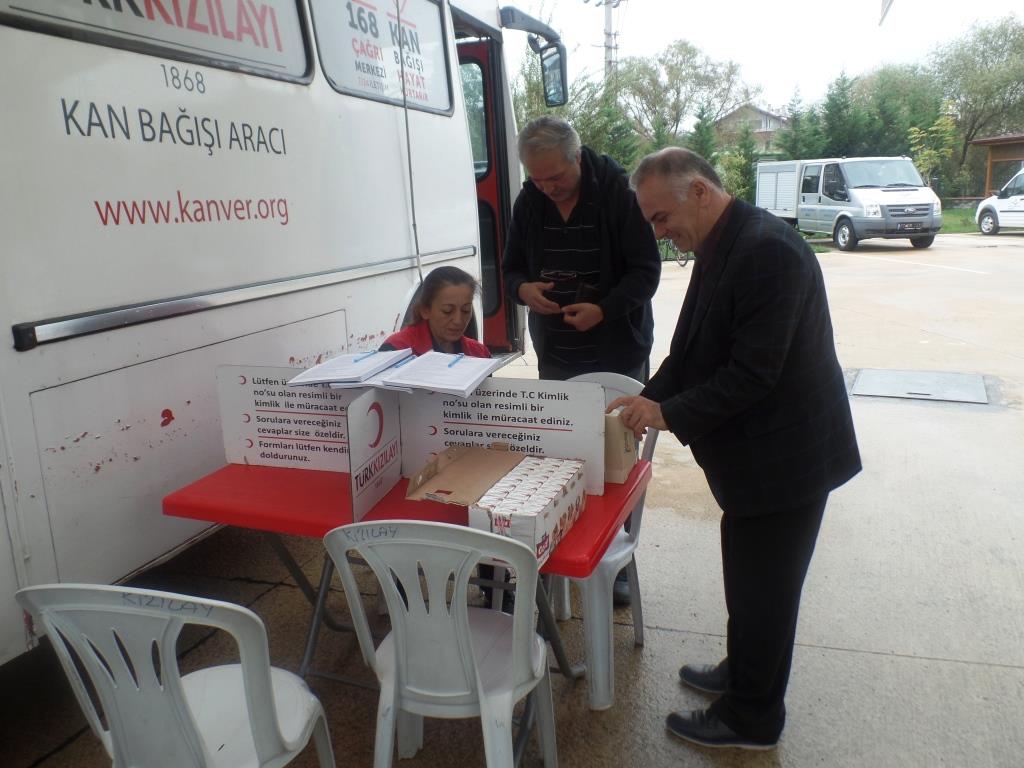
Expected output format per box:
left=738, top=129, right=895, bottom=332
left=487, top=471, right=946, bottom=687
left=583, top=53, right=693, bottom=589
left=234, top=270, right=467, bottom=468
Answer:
left=609, top=147, right=861, bottom=750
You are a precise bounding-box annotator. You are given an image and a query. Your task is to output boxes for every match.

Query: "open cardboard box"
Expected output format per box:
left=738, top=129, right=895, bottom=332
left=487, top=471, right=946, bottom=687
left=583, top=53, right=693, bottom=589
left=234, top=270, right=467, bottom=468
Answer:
left=604, top=412, right=639, bottom=484
left=218, top=368, right=608, bottom=545
left=406, top=444, right=586, bottom=564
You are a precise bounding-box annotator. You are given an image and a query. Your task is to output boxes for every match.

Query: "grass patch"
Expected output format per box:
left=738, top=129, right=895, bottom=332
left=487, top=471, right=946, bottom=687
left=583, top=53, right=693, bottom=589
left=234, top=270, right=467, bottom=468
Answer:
left=940, top=207, right=977, bottom=234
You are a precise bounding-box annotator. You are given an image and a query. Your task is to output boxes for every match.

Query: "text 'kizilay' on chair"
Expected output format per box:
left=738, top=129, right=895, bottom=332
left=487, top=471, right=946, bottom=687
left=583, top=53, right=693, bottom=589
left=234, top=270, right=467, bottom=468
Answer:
left=556, top=371, right=659, bottom=710
left=16, top=584, right=335, bottom=768
left=323, top=521, right=557, bottom=768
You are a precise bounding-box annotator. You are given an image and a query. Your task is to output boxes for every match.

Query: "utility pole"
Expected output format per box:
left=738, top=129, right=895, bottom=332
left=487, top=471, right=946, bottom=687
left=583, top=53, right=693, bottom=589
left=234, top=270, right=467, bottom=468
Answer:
left=604, top=1, right=615, bottom=80
left=582, top=0, right=621, bottom=81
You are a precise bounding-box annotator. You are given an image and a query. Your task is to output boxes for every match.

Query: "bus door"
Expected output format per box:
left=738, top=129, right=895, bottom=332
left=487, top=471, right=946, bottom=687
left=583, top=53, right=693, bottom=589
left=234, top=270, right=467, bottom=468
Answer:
left=456, top=37, right=518, bottom=352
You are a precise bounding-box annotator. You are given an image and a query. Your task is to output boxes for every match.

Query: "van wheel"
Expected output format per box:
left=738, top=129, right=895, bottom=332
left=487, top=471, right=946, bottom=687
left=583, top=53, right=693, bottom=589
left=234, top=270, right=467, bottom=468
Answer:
left=978, top=210, right=999, bottom=235
left=834, top=220, right=858, bottom=251
left=910, top=235, right=934, bottom=249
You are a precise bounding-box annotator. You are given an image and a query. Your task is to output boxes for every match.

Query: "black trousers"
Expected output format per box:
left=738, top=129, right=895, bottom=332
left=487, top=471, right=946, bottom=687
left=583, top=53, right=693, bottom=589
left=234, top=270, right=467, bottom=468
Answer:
left=709, top=493, right=828, bottom=741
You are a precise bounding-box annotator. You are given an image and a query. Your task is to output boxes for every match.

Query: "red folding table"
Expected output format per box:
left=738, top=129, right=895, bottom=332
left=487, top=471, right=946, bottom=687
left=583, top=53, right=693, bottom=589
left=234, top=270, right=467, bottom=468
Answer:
left=163, top=460, right=652, bottom=686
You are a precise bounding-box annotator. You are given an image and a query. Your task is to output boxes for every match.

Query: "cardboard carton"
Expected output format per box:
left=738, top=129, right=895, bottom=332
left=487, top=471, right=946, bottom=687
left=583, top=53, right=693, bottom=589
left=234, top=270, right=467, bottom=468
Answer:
left=604, top=412, right=638, bottom=484
left=406, top=445, right=586, bottom=564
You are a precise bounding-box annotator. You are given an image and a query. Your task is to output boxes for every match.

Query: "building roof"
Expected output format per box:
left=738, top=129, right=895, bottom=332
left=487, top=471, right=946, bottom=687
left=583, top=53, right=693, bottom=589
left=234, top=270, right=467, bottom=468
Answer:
left=714, top=103, right=788, bottom=126
left=970, top=133, right=1024, bottom=147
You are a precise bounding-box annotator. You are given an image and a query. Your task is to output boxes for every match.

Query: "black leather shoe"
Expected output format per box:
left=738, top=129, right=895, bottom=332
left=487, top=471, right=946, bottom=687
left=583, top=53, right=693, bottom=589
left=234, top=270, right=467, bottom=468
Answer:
left=678, top=660, right=727, bottom=694
left=612, top=570, right=631, bottom=606
left=665, top=709, right=777, bottom=750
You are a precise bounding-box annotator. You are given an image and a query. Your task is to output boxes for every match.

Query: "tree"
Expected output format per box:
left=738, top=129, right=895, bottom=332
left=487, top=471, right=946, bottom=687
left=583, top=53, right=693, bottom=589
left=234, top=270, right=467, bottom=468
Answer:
left=615, top=40, right=757, bottom=144
left=775, top=93, right=826, bottom=160
left=854, top=64, right=943, bottom=157
left=686, top=103, right=717, bottom=161
left=908, top=112, right=958, bottom=187
left=512, top=53, right=640, bottom=168
left=822, top=73, right=869, bottom=157
left=719, top=121, right=759, bottom=203
left=931, top=16, right=1024, bottom=167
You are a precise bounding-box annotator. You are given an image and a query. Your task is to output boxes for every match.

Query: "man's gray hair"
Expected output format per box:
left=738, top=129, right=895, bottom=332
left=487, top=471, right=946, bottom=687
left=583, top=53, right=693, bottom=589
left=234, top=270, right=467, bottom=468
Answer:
left=630, top=147, right=724, bottom=199
left=517, top=115, right=581, bottom=163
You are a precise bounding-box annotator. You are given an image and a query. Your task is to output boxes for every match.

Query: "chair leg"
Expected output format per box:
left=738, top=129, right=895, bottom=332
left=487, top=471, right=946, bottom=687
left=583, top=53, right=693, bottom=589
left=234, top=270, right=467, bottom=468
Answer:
left=626, top=556, right=644, bottom=647
left=533, top=664, right=559, bottom=768
left=374, top=681, right=399, bottom=768
left=579, top=575, right=615, bottom=711
left=550, top=576, right=571, bottom=621
left=490, top=565, right=508, bottom=612
left=396, top=710, right=423, bottom=759
left=478, top=692, right=516, bottom=768
left=312, top=713, right=337, bottom=768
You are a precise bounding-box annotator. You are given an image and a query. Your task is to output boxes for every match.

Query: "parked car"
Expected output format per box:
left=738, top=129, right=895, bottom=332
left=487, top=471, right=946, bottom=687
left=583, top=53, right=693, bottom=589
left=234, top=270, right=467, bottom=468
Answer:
left=756, top=157, right=942, bottom=250
left=976, top=168, right=1024, bottom=235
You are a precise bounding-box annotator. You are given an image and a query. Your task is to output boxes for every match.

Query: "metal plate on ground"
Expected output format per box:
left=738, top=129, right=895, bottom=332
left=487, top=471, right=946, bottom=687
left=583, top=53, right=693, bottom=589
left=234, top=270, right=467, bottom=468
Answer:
left=852, top=369, right=988, bottom=404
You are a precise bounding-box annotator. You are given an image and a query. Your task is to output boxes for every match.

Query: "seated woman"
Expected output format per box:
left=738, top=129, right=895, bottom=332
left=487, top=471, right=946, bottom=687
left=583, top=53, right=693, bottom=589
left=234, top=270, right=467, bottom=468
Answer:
left=379, top=266, right=490, bottom=357
left=382, top=267, right=509, bottom=608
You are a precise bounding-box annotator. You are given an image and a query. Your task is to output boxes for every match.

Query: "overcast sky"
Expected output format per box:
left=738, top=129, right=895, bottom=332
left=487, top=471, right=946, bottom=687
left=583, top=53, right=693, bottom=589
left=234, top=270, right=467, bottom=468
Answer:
left=507, top=1, right=1022, bottom=113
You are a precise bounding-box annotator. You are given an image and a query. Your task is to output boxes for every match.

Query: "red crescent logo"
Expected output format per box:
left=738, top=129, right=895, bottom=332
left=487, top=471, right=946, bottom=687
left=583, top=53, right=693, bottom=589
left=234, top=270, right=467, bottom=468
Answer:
left=238, top=375, right=247, bottom=385
left=428, top=425, right=438, bottom=436
left=368, top=402, right=385, bottom=448
left=242, top=413, right=251, bottom=423
left=245, top=439, right=254, bottom=448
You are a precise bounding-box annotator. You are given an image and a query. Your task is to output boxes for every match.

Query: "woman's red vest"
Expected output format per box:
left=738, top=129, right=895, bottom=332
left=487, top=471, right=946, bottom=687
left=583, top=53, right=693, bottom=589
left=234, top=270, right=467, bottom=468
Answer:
left=382, top=320, right=491, bottom=358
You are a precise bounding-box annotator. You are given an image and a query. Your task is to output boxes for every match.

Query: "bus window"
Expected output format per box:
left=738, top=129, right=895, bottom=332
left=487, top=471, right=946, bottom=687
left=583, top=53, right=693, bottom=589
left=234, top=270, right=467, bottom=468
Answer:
left=310, top=0, right=452, bottom=114
left=0, top=0, right=310, bottom=81
left=460, top=61, right=489, bottom=178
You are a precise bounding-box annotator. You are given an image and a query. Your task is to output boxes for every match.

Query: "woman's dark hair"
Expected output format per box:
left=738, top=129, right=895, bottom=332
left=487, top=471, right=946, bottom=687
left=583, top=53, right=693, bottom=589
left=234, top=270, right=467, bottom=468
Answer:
left=418, top=266, right=480, bottom=312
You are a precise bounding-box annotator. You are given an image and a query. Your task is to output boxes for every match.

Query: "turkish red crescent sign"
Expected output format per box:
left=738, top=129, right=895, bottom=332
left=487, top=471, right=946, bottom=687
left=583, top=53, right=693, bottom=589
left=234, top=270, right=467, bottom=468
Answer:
left=349, top=388, right=402, bottom=522
left=368, top=402, right=385, bottom=448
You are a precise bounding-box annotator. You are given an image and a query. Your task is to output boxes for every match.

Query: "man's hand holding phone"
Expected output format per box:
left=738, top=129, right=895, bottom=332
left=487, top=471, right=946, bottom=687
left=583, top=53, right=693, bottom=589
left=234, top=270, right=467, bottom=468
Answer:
left=518, top=281, right=562, bottom=315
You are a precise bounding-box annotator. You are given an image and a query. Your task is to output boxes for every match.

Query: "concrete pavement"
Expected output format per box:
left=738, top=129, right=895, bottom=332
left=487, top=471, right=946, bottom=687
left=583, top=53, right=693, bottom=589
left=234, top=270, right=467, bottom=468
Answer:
left=3, top=232, right=1023, bottom=767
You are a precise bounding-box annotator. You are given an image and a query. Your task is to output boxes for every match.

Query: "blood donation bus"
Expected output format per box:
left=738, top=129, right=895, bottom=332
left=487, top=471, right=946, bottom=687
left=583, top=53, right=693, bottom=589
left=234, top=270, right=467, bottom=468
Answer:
left=0, top=0, right=567, bottom=665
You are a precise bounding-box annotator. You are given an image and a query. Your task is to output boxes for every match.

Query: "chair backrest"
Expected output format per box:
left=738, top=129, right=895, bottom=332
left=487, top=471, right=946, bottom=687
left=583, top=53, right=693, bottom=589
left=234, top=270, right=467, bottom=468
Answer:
left=324, top=522, right=539, bottom=709
left=569, top=372, right=659, bottom=539
left=16, top=584, right=289, bottom=768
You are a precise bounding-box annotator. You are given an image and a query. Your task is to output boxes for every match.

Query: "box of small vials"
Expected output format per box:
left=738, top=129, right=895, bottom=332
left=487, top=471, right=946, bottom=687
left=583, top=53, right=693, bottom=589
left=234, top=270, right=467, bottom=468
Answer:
left=405, top=445, right=586, bottom=564
left=468, top=455, right=586, bottom=565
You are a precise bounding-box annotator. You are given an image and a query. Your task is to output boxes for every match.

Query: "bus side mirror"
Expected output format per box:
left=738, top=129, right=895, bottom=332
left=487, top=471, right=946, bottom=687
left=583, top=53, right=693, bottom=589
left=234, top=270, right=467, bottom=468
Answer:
left=997, top=188, right=1010, bottom=199
left=533, top=38, right=567, bottom=107
left=833, top=187, right=848, bottom=202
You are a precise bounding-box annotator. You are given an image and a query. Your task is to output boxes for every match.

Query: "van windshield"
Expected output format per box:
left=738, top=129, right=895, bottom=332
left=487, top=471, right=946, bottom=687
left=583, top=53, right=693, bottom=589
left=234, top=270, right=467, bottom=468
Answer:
left=844, top=159, right=924, bottom=189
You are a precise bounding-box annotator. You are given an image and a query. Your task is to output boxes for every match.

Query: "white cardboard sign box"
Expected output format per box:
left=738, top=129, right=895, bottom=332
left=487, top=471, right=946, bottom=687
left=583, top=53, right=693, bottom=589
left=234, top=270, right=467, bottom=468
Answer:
left=217, top=365, right=355, bottom=472
left=399, top=378, right=606, bottom=494
left=217, top=367, right=606, bottom=522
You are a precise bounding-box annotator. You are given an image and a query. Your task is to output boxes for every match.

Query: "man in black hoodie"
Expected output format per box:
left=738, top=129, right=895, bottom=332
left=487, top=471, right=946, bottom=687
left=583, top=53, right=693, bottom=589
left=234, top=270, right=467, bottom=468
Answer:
left=503, top=116, right=661, bottom=382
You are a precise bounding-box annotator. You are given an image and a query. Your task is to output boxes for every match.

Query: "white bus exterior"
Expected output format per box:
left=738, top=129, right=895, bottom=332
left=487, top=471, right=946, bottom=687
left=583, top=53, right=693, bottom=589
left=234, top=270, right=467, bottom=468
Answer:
left=0, top=0, right=565, bottom=665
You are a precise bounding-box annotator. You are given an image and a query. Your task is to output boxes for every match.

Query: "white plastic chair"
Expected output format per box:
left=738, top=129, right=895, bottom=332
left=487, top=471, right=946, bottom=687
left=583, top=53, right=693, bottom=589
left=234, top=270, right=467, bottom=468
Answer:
left=323, top=521, right=557, bottom=768
left=16, top=584, right=335, bottom=768
left=554, top=371, right=659, bottom=710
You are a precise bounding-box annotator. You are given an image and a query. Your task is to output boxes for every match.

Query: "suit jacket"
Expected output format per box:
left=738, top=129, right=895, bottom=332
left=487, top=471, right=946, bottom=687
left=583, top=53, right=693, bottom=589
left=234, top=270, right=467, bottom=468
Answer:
left=642, top=199, right=861, bottom=516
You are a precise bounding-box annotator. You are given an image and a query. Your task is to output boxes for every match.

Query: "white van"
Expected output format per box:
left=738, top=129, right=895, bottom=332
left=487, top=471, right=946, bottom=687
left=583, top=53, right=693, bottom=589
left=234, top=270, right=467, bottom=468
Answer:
left=0, top=0, right=566, bottom=666
left=976, top=168, right=1024, bottom=235
left=756, top=156, right=943, bottom=250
